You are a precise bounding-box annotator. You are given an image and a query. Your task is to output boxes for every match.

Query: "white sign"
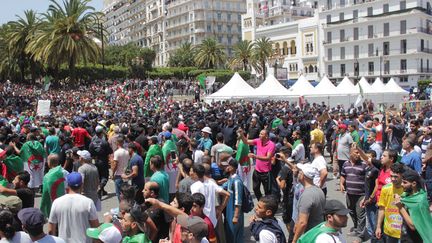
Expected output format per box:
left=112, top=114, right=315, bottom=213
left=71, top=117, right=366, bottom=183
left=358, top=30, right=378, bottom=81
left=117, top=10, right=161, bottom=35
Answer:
left=37, top=100, right=51, bottom=116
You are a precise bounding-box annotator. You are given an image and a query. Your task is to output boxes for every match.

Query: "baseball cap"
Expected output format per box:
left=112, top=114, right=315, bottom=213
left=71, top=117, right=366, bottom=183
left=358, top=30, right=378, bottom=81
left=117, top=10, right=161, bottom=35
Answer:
left=86, top=223, right=122, bottom=243
left=201, top=127, right=212, bottom=134
left=17, top=208, right=46, bottom=228
left=177, top=215, right=208, bottom=239
left=161, top=131, right=172, bottom=139
left=77, top=150, right=91, bottom=160
left=324, top=199, right=350, bottom=215
left=0, top=196, right=22, bottom=213
left=67, top=172, right=83, bottom=187
left=296, top=163, right=318, bottom=180
left=338, top=123, right=347, bottom=130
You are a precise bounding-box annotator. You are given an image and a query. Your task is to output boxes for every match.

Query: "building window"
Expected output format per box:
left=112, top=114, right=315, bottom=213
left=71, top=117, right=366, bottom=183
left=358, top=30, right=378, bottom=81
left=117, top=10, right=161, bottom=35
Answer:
left=400, top=1, right=406, bottom=10
left=383, top=42, right=390, bottom=55
left=227, top=13, right=231, bottom=21
left=341, top=64, right=346, bottom=76
left=227, top=36, right=232, bottom=45
left=353, top=27, right=358, bottom=40
left=367, top=7, right=373, bottom=16
left=238, top=14, right=241, bottom=21
left=400, top=20, right=406, bottom=34
left=353, top=10, right=358, bottom=19
left=384, top=23, right=389, bottom=36
left=328, top=65, right=333, bottom=77
left=354, top=45, right=359, bottom=58
left=401, top=59, right=407, bottom=72
left=401, top=39, right=407, bottom=54
left=339, top=12, right=344, bottom=21
left=328, top=48, right=332, bottom=61
left=217, top=25, right=222, bottom=32
left=327, top=31, right=332, bottom=43
left=384, top=60, right=390, bottom=74
left=340, top=29, right=345, bottom=42
left=340, top=47, right=345, bottom=59
left=227, top=25, right=232, bottom=33
left=383, top=4, right=389, bottom=13
left=368, top=43, right=374, bottom=57
left=368, top=62, right=374, bottom=74
left=217, top=12, right=221, bottom=20
left=207, top=24, right=211, bottom=32
left=421, top=39, right=425, bottom=51
left=368, top=25, right=373, bottom=38
left=327, top=14, right=331, bottom=23
left=340, top=0, right=345, bottom=7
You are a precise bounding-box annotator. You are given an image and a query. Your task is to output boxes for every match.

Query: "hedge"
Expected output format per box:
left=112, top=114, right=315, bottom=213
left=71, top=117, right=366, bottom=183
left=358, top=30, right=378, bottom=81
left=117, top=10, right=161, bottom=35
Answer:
left=418, top=80, right=432, bottom=90
left=58, top=64, right=130, bottom=80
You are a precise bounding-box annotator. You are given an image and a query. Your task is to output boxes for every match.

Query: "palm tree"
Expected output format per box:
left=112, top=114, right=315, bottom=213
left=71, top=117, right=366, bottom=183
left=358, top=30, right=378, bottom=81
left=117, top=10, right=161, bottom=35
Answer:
left=229, top=40, right=254, bottom=71
left=27, top=0, right=102, bottom=82
left=253, top=37, right=273, bottom=80
left=168, top=42, right=195, bottom=67
left=5, top=10, right=40, bottom=82
left=194, top=38, right=226, bottom=69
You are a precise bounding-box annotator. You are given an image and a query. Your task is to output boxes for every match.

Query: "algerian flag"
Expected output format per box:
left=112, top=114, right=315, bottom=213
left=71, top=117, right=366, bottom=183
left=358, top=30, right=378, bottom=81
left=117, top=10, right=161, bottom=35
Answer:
left=3, top=155, right=23, bottom=181
left=354, top=83, right=364, bottom=107
left=401, top=190, right=432, bottom=243
left=144, top=144, right=163, bottom=178
left=20, top=141, right=46, bottom=171
left=198, top=74, right=206, bottom=90
left=162, top=139, right=178, bottom=171
left=40, top=165, right=65, bottom=217
left=43, top=76, right=51, bottom=92
left=236, top=140, right=250, bottom=166
left=271, top=118, right=282, bottom=129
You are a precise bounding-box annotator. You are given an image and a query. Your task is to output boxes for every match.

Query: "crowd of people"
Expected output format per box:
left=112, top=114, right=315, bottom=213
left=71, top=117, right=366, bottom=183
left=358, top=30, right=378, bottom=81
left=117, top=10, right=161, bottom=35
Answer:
left=0, top=80, right=432, bottom=243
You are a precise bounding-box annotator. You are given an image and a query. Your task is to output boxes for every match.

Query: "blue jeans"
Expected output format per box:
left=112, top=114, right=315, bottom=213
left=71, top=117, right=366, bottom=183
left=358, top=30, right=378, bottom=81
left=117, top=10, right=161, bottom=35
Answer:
left=366, top=203, right=378, bottom=240
left=114, top=176, right=124, bottom=202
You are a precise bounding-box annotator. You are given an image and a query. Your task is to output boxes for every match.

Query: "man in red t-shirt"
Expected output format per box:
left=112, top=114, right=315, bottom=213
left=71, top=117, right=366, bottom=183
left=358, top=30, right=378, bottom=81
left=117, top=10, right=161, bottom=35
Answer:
left=373, top=149, right=397, bottom=202
left=71, top=122, right=91, bottom=149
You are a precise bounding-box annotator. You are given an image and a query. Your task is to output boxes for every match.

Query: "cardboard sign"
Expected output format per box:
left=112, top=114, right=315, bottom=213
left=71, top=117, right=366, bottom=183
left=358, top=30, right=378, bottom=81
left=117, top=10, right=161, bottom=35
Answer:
left=37, top=100, right=51, bottom=116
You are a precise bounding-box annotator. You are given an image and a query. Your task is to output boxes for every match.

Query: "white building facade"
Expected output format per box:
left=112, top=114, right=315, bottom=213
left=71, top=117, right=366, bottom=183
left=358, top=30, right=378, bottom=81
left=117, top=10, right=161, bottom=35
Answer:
left=320, top=0, right=432, bottom=87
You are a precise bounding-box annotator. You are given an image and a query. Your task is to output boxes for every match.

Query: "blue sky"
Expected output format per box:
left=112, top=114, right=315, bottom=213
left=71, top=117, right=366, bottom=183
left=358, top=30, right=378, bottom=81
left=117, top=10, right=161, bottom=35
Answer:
left=0, top=0, right=103, bottom=24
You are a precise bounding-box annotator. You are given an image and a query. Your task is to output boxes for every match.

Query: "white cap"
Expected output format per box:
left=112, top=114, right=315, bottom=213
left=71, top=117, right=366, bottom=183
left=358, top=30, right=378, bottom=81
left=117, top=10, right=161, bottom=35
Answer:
left=77, top=150, right=92, bottom=160
left=99, top=226, right=122, bottom=243
left=296, top=163, right=318, bottom=180
left=201, top=127, right=212, bottom=134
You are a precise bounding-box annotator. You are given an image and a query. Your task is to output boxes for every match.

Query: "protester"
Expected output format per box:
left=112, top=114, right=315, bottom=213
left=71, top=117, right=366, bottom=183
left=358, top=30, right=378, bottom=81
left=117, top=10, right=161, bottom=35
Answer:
left=19, top=208, right=65, bottom=243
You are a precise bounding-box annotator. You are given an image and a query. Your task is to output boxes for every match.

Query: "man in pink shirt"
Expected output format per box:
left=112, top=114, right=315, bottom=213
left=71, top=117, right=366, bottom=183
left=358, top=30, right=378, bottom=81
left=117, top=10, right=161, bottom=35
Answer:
left=238, top=128, right=275, bottom=200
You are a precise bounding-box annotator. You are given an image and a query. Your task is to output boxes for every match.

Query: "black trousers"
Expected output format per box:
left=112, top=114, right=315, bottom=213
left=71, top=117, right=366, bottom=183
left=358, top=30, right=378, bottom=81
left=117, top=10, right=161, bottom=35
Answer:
left=252, top=169, right=272, bottom=200
left=95, top=159, right=109, bottom=190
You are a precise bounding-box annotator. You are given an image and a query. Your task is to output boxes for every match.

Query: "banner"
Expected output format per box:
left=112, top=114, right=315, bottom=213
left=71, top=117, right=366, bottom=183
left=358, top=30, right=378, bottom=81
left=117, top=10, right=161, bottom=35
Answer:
left=37, top=100, right=51, bottom=116
left=206, top=76, right=216, bottom=90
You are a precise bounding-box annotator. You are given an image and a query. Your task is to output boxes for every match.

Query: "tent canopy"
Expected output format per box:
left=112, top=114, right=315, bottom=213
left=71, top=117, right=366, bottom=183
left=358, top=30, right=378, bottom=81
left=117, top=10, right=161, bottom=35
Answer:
left=251, top=74, right=292, bottom=97
left=206, top=72, right=254, bottom=99
left=384, top=78, right=409, bottom=94
left=336, top=77, right=357, bottom=94
left=309, top=76, right=338, bottom=95
left=288, top=75, right=315, bottom=96
left=371, top=77, right=386, bottom=92
left=355, top=77, right=374, bottom=93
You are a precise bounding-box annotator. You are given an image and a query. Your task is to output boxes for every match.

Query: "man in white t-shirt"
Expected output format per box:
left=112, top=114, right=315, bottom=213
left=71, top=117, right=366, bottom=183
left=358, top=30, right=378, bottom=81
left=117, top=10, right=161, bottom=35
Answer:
left=48, top=172, right=99, bottom=243
left=190, top=163, right=230, bottom=227
left=310, top=143, right=328, bottom=196
left=176, top=215, right=209, bottom=243
left=111, top=137, right=130, bottom=201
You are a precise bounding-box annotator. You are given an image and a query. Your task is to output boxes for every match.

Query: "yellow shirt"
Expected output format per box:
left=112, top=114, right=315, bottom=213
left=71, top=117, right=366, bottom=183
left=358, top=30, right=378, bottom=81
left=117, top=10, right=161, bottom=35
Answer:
left=310, top=128, right=324, bottom=144
left=377, top=183, right=404, bottom=239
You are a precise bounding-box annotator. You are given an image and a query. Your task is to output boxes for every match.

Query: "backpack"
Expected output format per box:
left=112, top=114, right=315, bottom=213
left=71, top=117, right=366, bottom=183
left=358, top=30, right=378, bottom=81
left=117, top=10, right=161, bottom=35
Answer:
left=241, top=184, right=254, bottom=213
left=90, top=137, right=103, bottom=156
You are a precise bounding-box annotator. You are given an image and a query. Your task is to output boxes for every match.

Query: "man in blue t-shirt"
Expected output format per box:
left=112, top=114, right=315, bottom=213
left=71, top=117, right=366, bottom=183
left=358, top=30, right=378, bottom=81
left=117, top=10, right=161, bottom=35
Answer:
left=122, top=143, right=144, bottom=204
left=45, top=127, right=60, bottom=155
left=401, top=138, right=422, bottom=174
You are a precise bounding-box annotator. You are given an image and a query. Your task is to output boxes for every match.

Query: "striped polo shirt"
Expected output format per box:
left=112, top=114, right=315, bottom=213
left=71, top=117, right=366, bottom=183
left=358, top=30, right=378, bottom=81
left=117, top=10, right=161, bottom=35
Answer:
left=341, top=160, right=367, bottom=195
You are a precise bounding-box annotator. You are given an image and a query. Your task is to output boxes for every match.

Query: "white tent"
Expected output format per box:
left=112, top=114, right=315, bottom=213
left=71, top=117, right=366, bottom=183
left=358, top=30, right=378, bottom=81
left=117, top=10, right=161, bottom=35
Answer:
left=309, top=76, right=338, bottom=95
left=288, top=75, right=315, bottom=96
left=251, top=74, right=292, bottom=99
left=355, top=77, right=374, bottom=93
left=336, top=77, right=357, bottom=94
left=205, top=72, right=255, bottom=101
left=383, top=78, right=410, bottom=103
left=371, top=77, right=386, bottom=91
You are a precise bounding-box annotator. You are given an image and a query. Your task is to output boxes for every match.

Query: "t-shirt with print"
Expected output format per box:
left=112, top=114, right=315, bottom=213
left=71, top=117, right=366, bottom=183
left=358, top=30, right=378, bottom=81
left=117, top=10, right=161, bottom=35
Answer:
left=375, top=168, right=392, bottom=202
left=377, top=183, right=403, bottom=239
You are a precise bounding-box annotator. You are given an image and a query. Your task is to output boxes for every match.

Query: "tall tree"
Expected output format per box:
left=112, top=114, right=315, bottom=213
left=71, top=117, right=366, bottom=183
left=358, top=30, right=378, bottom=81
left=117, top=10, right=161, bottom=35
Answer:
left=194, top=38, right=226, bottom=69
left=6, top=10, right=40, bottom=82
left=229, top=40, right=254, bottom=71
left=253, top=37, right=273, bottom=80
left=27, top=0, right=102, bottom=82
left=167, top=42, right=195, bottom=67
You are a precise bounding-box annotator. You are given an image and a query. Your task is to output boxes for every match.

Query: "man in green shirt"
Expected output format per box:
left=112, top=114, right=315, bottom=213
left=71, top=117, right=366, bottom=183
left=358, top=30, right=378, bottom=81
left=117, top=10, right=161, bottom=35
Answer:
left=149, top=155, right=169, bottom=203
left=349, top=123, right=361, bottom=147
left=121, top=206, right=152, bottom=243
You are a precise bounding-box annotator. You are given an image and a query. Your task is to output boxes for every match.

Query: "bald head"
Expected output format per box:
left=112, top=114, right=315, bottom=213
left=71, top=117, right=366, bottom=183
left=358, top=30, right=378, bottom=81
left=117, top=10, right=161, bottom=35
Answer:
left=47, top=154, right=60, bottom=168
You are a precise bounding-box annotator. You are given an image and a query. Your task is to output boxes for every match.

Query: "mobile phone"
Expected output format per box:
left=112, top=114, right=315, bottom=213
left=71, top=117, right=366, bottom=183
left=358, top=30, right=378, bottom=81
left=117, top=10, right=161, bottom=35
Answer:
left=170, top=151, right=176, bottom=159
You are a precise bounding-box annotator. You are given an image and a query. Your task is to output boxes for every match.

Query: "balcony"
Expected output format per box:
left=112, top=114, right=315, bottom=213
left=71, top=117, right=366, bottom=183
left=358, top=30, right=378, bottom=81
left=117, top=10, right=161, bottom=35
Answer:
left=420, top=48, right=432, bottom=54
left=418, top=27, right=432, bottom=34
left=419, top=68, right=432, bottom=73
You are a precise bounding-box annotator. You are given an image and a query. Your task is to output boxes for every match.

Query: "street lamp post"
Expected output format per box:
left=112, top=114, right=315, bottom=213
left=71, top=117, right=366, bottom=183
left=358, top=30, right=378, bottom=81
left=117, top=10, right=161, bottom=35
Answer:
left=274, top=58, right=279, bottom=77
left=100, top=22, right=105, bottom=80
left=376, top=48, right=382, bottom=80
left=354, top=59, right=359, bottom=83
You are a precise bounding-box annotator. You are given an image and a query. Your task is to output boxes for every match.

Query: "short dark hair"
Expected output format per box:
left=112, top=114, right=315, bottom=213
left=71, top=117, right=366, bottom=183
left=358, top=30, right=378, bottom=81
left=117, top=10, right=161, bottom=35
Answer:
left=192, top=193, right=206, bottom=207
left=313, top=143, right=324, bottom=154
left=390, top=162, right=405, bottom=174
left=182, top=159, right=193, bottom=175
left=150, top=136, right=158, bottom=145
left=150, top=155, right=163, bottom=170
left=216, top=133, right=224, bottom=142
left=148, top=182, right=159, bottom=196
left=385, top=149, right=398, bottom=163
left=16, top=171, right=30, bottom=185
left=260, top=195, right=278, bottom=216
left=0, top=210, right=15, bottom=239
left=402, top=169, right=424, bottom=190
left=366, top=150, right=377, bottom=158
left=120, top=184, right=136, bottom=201
left=128, top=142, right=137, bottom=151
left=176, top=192, right=194, bottom=214
left=192, top=163, right=205, bottom=178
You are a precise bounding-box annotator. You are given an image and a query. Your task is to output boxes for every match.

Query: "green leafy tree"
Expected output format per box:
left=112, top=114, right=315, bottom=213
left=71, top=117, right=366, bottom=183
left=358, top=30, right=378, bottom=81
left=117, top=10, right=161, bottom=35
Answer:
left=27, top=0, right=102, bottom=82
left=253, top=37, right=273, bottom=80
left=229, top=40, right=254, bottom=71
left=194, top=38, right=226, bottom=69
left=167, top=42, right=195, bottom=67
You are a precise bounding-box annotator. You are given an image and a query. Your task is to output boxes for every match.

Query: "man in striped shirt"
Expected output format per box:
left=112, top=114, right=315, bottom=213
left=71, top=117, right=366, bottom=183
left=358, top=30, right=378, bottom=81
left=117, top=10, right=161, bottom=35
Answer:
left=340, top=146, right=367, bottom=238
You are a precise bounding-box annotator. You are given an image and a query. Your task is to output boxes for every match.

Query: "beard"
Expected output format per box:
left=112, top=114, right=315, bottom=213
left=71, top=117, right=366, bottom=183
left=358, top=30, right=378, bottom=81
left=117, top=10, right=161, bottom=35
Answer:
left=404, top=185, right=413, bottom=194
